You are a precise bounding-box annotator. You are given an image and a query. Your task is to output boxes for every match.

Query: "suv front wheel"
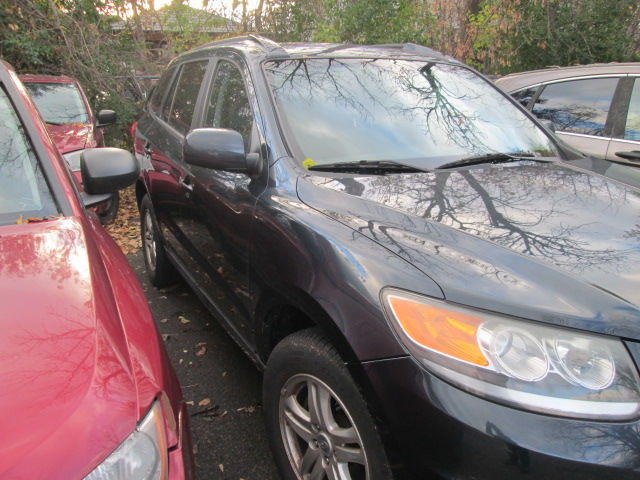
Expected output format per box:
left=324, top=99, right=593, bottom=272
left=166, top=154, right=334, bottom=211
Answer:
left=140, top=194, right=177, bottom=287
left=264, top=328, right=392, bottom=480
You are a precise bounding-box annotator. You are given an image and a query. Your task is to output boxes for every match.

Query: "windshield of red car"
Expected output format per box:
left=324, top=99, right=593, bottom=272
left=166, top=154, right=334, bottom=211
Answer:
left=0, top=87, right=59, bottom=225
left=264, top=59, right=558, bottom=169
left=24, top=82, right=90, bottom=125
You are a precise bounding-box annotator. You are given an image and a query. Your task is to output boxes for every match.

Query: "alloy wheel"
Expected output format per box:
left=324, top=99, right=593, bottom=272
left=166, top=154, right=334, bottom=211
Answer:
left=143, top=210, right=157, bottom=271
left=279, top=374, right=368, bottom=480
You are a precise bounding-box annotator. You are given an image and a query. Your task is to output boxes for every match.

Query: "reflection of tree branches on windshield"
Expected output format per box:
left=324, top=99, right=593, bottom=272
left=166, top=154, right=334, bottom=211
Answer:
left=397, top=62, right=488, bottom=153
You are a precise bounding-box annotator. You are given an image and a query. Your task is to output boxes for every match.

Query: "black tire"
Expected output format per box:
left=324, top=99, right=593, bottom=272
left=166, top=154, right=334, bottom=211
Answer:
left=140, top=194, right=177, bottom=287
left=97, top=191, right=120, bottom=225
left=264, top=328, right=392, bottom=480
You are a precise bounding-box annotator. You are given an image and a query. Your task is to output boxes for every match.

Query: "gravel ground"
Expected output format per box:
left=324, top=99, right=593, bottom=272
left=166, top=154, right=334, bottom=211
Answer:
left=127, top=252, right=281, bottom=480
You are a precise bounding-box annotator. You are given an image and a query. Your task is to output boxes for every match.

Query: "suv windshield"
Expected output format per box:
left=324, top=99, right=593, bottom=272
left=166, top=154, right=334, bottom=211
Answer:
left=24, top=82, right=89, bottom=125
left=0, top=87, right=59, bottom=225
left=264, top=59, right=558, bottom=169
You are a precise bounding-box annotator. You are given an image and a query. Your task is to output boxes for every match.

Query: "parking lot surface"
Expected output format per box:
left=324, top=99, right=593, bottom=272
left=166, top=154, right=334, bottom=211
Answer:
left=127, top=252, right=280, bottom=480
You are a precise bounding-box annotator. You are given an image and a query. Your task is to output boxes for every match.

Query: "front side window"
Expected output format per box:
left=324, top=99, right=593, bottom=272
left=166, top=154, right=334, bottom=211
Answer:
left=624, top=79, right=640, bottom=141
left=264, top=59, right=557, bottom=168
left=24, top=82, right=89, bottom=125
left=532, top=78, right=618, bottom=136
left=168, top=60, right=208, bottom=134
left=0, top=87, right=58, bottom=225
left=205, top=60, right=253, bottom=149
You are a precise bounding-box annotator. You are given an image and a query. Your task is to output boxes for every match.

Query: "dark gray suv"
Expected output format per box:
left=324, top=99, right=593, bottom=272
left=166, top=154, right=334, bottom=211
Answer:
left=134, top=36, right=640, bottom=479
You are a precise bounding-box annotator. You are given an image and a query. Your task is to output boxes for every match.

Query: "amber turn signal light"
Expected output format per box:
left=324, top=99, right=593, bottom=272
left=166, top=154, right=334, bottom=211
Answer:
left=387, top=295, right=489, bottom=366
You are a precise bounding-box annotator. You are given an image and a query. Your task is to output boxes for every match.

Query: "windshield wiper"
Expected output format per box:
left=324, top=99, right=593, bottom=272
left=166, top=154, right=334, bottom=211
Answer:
left=307, top=160, right=423, bottom=175
left=437, top=152, right=542, bottom=170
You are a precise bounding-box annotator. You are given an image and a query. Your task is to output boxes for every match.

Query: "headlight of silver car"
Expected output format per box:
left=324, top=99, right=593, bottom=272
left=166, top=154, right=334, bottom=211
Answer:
left=84, top=400, right=168, bottom=480
left=63, top=149, right=85, bottom=171
left=381, top=288, right=640, bottom=420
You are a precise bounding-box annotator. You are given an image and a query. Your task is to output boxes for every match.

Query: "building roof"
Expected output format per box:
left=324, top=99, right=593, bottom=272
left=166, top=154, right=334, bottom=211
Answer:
left=111, top=5, right=237, bottom=34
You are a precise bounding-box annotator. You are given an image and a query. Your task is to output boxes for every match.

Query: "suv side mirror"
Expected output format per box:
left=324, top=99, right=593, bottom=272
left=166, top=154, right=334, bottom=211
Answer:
left=81, top=147, right=139, bottom=195
left=183, top=128, right=261, bottom=176
left=96, top=109, right=117, bottom=128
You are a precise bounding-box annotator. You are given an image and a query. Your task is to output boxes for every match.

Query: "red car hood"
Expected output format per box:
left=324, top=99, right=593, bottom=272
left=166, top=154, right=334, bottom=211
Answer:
left=0, top=217, right=138, bottom=479
left=47, top=123, right=95, bottom=154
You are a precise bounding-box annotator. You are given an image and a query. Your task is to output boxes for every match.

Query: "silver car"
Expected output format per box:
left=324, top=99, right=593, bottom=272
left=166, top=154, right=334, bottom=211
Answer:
left=496, top=63, right=640, bottom=165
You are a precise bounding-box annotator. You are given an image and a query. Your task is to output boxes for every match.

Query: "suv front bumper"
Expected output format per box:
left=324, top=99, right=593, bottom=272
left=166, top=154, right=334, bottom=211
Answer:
left=364, top=356, right=640, bottom=479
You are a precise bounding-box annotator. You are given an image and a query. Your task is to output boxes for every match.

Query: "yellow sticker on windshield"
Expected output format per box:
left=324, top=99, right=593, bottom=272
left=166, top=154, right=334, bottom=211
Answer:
left=302, top=158, right=316, bottom=169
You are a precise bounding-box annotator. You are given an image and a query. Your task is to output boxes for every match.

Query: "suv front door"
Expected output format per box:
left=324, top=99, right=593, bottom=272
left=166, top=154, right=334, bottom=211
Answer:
left=182, top=55, right=268, bottom=347
left=530, top=76, right=620, bottom=159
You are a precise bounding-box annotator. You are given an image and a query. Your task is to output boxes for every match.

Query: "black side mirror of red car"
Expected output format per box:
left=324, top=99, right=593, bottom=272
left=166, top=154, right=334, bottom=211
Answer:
left=81, top=148, right=139, bottom=197
left=183, top=128, right=262, bottom=176
left=96, top=109, right=117, bottom=128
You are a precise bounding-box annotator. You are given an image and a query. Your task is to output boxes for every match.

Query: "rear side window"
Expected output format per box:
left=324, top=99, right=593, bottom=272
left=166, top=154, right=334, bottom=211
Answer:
left=624, top=79, right=640, bottom=141
left=532, top=78, right=618, bottom=136
left=204, top=60, right=253, bottom=149
left=168, top=60, right=208, bottom=134
left=0, top=87, right=58, bottom=225
left=511, top=87, right=537, bottom=109
left=149, top=67, right=175, bottom=116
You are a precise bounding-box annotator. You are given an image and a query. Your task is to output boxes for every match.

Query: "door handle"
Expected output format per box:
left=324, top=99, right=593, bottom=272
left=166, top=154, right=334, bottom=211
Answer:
left=179, top=176, right=193, bottom=192
left=615, top=150, right=640, bottom=162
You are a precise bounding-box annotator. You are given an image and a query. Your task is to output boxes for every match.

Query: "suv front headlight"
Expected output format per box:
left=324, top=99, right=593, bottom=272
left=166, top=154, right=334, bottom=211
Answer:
left=84, top=400, right=168, bottom=480
left=381, top=288, right=640, bottom=420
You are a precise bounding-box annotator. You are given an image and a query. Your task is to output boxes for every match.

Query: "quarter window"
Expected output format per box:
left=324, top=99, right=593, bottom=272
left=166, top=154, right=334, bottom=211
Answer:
left=168, top=61, right=208, bottom=134
left=205, top=60, right=253, bottom=149
left=624, top=79, right=640, bottom=141
left=511, top=87, right=537, bottom=109
left=532, top=78, right=618, bottom=136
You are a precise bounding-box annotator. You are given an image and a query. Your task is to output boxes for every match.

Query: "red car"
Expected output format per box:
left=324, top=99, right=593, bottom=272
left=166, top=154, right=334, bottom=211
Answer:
left=0, top=61, right=194, bottom=479
left=20, top=74, right=120, bottom=223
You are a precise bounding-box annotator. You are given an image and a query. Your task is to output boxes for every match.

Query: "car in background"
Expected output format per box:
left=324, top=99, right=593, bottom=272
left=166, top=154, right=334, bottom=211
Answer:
left=20, top=74, right=120, bottom=223
left=495, top=63, right=640, bottom=164
left=0, top=60, right=194, bottom=479
left=134, top=36, right=640, bottom=479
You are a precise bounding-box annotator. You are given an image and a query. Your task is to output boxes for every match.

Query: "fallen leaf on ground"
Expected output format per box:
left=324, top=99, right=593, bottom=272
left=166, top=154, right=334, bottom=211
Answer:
left=105, top=187, right=141, bottom=255
left=195, top=343, right=207, bottom=356
left=218, top=464, right=224, bottom=473
left=198, top=398, right=211, bottom=407
left=178, top=315, right=190, bottom=324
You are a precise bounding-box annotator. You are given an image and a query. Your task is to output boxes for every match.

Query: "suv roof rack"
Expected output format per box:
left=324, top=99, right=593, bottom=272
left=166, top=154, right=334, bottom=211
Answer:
left=377, top=43, right=447, bottom=59
left=194, top=34, right=288, bottom=58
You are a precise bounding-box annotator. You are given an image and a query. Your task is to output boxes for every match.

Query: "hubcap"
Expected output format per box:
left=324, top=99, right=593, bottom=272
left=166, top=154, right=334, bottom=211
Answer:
left=143, top=210, right=157, bottom=271
left=279, top=374, right=368, bottom=480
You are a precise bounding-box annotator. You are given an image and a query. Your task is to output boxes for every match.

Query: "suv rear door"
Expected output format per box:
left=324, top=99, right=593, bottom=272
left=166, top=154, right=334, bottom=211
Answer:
left=139, top=59, right=210, bottom=273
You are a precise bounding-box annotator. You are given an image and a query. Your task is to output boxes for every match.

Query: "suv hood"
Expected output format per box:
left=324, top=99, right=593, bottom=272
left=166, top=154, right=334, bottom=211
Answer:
left=0, top=217, right=137, bottom=479
left=297, top=161, right=640, bottom=339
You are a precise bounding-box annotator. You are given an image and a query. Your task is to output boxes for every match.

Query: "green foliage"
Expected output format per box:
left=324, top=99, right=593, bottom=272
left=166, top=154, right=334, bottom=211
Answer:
left=470, top=0, right=640, bottom=74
